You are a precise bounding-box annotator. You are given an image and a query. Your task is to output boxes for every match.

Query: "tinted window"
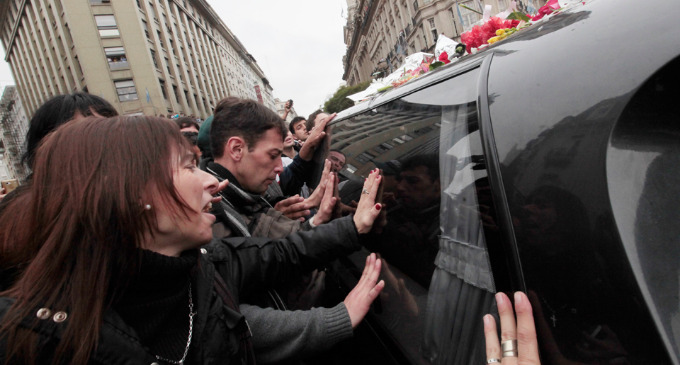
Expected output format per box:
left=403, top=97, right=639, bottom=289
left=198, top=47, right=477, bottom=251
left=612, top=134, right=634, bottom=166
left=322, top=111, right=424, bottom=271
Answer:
left=607, top=56, right=680, bottom=364
left=324, top=69, right=508, bottom=364
left=499, top=59, right=678, bottom=364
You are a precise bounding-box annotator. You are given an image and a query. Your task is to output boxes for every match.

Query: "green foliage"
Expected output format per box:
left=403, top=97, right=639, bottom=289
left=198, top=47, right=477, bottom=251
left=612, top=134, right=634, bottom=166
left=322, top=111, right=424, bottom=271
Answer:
left=507, top=11, right=531, bottom=21
left=429, top=61, right=445, bottom=70
left=323, top=80, right=371, bottom=114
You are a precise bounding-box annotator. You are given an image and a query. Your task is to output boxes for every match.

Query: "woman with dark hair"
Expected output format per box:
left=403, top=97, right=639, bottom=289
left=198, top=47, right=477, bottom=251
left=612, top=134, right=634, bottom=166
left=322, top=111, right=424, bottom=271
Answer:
left=0, top=116, right=385, bottom=364
left=21, top=92, right=118, bottom=169
left=0, top=93, right=117, bottom=201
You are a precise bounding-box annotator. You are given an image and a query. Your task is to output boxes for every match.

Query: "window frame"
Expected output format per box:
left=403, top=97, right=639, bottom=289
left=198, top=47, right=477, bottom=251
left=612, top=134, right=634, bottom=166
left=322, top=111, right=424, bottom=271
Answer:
left=114, top=79, right=139, bottom=102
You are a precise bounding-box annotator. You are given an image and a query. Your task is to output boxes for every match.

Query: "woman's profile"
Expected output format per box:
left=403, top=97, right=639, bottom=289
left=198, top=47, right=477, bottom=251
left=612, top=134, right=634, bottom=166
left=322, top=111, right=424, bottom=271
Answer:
left=0, top=116, right=384, bottom=364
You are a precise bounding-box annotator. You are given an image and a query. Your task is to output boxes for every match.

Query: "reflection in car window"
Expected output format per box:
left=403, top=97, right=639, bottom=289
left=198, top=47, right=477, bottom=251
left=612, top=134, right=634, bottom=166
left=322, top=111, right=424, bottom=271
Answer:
left=329, top=69, right=503, bottom=364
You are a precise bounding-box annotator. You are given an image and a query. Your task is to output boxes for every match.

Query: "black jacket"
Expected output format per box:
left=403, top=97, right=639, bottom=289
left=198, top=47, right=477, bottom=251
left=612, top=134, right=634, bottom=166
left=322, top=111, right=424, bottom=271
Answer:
left=0, top=216, right=360, bottom=364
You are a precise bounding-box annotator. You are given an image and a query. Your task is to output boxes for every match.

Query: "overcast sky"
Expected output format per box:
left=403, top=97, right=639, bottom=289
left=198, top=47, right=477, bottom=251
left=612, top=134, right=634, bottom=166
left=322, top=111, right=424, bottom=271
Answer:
left=0, top=0, right=349, bottom=118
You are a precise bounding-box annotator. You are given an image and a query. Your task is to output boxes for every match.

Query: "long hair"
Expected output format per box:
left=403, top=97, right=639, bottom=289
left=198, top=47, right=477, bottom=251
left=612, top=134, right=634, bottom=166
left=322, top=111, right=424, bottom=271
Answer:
left=0, top=116, right=192, bottom=364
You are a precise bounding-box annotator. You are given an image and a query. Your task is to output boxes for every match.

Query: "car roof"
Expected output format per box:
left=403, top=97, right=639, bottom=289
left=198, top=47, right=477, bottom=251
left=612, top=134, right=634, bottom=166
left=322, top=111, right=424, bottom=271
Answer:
left=334, top=0, right=680, bottom=123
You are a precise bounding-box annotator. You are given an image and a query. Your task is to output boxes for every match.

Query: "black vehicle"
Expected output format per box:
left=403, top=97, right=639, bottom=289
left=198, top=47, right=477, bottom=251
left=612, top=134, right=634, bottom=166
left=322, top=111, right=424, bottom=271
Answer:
left=312, top=0, right=680, bottom=364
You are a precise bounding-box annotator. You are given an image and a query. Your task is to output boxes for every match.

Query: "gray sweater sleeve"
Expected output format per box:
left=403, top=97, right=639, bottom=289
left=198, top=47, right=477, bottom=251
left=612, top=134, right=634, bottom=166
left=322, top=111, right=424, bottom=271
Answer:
left=239, top=303, right=353, bottom=363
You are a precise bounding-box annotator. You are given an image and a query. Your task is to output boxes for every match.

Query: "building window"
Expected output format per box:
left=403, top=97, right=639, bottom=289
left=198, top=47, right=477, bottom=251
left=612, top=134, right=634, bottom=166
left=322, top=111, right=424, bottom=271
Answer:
left=95, top=15, right=119, bottom=37
left=148, top=2, right=158, bottom=22
left=142, top=19, right=150, bottom=39
left=428, top=17, right=438, bottom=42
left=157, top=30, right=165, bottom=48
left=459, top=1, right=482, bottom=29
left=114, top=79, right=138, bottom=101
left=150, top=49, right=159, bottom=68
left=159, top=79, right=168, bottom=100
left=105, top=47, right=129, bottom=70
left=173, top=84, right=180, bottom=104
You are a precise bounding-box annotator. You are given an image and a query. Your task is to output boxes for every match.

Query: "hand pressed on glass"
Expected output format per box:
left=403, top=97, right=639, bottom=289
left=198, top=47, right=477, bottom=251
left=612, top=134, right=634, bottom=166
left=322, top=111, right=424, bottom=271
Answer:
left=484, top=292, right=541, bottom=365
left=352, top=169, right=383, bottom=234
left=344, top=253, right=385, bottom=328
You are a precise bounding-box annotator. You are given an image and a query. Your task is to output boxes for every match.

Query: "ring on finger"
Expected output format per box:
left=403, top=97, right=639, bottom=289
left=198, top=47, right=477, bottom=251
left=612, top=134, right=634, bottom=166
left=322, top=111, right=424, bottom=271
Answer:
left=501, top=339, right=517, bottom=353
left=487, top=359, right=501, bottom=364
left=362, top=188, right=370, bottom=195
left=502, top=350, right=518, bottom=358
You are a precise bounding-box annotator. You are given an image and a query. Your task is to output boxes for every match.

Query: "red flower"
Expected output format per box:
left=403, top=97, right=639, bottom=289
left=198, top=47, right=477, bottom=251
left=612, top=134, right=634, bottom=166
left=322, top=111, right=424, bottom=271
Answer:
left=461, top=17, right=519, bottom=52
left=532, top=0, right=561, bottom=21
left=438, top=51, right=450, bottom=64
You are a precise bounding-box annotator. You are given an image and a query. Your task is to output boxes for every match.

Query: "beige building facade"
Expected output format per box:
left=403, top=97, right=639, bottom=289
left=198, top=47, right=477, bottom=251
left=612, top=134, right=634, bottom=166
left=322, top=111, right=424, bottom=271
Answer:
left=343, top=0, right=546, bottom=85
left=0, top=85, right=30, bottom=181
left=0, top=0, right=276, bottom=118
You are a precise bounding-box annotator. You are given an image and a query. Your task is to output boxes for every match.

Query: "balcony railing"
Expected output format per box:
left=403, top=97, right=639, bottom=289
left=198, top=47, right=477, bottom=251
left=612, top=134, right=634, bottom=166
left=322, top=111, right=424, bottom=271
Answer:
left=108, top=60, right=130, bottom=70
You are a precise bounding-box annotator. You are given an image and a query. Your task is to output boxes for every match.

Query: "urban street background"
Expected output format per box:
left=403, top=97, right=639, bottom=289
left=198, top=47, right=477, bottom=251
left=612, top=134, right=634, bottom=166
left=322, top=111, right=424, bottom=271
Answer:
left=0, top=0, right=350, bottom=117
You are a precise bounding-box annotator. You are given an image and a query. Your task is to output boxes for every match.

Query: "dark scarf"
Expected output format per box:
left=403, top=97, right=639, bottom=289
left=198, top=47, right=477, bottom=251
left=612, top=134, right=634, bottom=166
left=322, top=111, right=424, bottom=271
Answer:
left=205, top=161, right=273, bottom=216
left=115, top=250, right=197, bottom=362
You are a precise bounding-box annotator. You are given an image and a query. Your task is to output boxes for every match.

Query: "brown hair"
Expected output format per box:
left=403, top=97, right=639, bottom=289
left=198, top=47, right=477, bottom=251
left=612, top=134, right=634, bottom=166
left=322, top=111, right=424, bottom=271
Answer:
left=210, top=97, right=287, bottom=158
left=174, top=116, right=200, bottom=131
left=307, top=109, right=324, bottom=131
left=0, top=116, right=193, bottom=364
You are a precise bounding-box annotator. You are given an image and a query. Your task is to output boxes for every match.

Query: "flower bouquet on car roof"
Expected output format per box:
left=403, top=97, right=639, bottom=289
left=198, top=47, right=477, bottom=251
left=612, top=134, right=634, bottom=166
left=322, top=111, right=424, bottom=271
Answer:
left=459, top=0, right=586, bottom=54
left=460, top=15, right=523, bottom=54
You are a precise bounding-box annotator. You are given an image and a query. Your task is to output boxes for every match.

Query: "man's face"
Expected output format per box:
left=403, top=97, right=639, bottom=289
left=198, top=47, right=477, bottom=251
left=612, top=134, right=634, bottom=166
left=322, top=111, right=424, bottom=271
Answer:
left=396, top=165, right=440, bottom=210
left=292, top=120, right=309, bottom=141
left=284, top=131, right=295, bottom=148
left=328, top=151, right=346, bottom=173
left=180, top=126, right=199, bottom=133
left=237, top=128, right=284, bottom=194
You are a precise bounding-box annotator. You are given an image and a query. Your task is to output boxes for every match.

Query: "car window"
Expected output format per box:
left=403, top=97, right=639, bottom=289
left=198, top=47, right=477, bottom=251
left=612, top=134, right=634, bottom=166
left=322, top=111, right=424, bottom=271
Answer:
left=606, top=56, right=680, bottom=364
left=327, top=69, right=506, bottom=364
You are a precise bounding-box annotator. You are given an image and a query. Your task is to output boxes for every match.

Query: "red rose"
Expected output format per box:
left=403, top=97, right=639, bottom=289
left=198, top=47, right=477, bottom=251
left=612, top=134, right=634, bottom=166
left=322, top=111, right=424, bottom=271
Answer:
left=438, top=51, right=450, bottom=64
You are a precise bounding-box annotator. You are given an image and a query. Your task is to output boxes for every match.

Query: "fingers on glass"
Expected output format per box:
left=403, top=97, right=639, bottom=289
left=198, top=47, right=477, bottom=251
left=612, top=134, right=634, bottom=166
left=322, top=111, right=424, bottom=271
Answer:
left=484, top=314, right=502, bottom=363
left=514, top=292, right=540, bottom=363
left=496, top=292, right=517, bottom=342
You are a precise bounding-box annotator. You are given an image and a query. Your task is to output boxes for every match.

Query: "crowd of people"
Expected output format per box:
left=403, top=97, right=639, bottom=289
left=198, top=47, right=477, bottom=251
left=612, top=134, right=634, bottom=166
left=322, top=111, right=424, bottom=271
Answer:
left=0, top=92, right=540, bottom=364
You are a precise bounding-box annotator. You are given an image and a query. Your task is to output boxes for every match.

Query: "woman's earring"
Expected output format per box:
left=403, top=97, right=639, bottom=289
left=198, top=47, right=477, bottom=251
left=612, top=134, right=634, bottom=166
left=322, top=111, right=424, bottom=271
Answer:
left=144, top=204, right=152, bottom=211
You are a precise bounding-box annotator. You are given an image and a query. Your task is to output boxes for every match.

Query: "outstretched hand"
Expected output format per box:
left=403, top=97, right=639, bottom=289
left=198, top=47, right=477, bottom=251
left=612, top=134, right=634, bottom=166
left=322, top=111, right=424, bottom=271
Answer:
left=484, top=292, right=541, bottom=365
left=344, top=253, right=385, bottom=328
left=274, top=195, right=312, bottom=221
left=311, top=173, right=337, bottom=225
left=306, top=159, right=332, bottom=208
left=299, top=113, right=335, bottom=161
left=352, top=169, right=383, bottom=234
